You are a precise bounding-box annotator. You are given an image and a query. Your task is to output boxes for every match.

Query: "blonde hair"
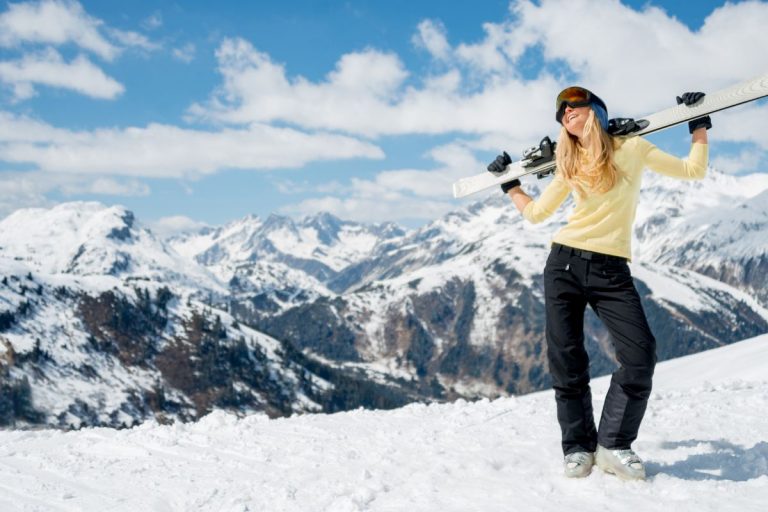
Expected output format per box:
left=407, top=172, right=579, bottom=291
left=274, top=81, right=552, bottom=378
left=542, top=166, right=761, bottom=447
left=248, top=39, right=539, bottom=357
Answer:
left=555, top=109, right=619, bottom=198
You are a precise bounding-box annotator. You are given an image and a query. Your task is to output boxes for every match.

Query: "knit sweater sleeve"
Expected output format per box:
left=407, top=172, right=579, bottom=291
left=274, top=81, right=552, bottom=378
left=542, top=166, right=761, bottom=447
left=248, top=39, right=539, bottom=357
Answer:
left=522, top=172, right=571, bottom=224
left=639, top=138, right=708, bottom=180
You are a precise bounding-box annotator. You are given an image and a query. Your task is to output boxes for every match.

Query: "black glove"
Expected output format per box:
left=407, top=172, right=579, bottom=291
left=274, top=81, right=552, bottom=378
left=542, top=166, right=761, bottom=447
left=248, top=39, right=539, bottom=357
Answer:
left=487, top=151, right=512, bottom=176
left=676, top=92, right=704, bottom=106
left=488, top=152, right=520, bottom=194
left=501, top=178, right=521, bottom=194
left=677, top=92, right=712, bottom=134
left=607, top=117, right=649, bottom=136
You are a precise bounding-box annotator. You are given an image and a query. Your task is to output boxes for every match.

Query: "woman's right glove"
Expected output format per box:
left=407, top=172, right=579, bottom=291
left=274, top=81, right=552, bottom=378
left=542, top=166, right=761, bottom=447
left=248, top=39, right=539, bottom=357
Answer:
left=677, top=92, right=712, bottom=134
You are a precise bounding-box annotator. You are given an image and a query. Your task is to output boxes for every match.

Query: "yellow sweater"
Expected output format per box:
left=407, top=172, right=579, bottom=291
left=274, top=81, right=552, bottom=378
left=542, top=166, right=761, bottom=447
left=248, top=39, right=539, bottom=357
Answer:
left=522, top=137, right=708, bottom=259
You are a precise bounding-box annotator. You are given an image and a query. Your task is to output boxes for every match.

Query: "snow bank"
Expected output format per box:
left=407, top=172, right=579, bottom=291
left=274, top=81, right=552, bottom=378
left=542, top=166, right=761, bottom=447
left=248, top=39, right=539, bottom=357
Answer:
left=0, top=334, right=766, bottom=511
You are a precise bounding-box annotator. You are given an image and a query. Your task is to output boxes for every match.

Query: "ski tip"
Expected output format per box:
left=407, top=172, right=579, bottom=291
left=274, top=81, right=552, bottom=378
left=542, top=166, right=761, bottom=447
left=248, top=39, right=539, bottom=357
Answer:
left=452, top=182, right=476, bottom=199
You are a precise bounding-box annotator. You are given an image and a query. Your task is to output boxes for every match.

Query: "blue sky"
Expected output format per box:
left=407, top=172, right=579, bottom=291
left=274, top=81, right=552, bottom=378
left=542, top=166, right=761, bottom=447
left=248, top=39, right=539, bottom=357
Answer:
left=0, top=0, right=766, bottom=232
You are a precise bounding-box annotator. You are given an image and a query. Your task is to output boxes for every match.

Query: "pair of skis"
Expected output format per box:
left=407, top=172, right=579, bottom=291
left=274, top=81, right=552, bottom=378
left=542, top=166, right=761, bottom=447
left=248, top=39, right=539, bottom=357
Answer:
left=452, top=72, right=768, bottom=198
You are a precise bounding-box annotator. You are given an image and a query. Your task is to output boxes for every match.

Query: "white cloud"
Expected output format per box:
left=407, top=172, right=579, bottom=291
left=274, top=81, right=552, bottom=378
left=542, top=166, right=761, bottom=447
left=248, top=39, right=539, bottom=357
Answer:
left=190, top=2, right=768, bottom=143
left=413, top=20, right=451, bottom=61
left=261, top=0, right=768, bottom=223
left=711, top=102, right=768, bottom=150
left=0, top=111, right=72, bottom=141
left=0, top=1, right=157, bottom=101
left=455, top=22, right=513, bottom=73
left=0, top=170, right=149, bottom=219
left=283, top=195, right=455, bottom=224
left=172, top=43, right=196, bottom=63
left=2, top=0, right=767, bottom=224
left=283, top=143, right=485, bottom=222
left=189, top=37, right=557, bottom=139
left=142, top=12, right=163, bottom=31
left=0, top=111, right=384, bottom=178
left=0, top=171, right=53, bottom=217
left=0, top=0, right=119, bottom=60
left=501, top=0, right=768, bottom=116
left=150, top=215, right=210, bottom=238
left=711, top=149, right=764, bottom=174
left=59, top=177, right=151, bottom=196
left=0, top=48, right=124, bottom=100
left=271, top=179, right=347, bottom=195
left=107, top=28, right=159, bottom=53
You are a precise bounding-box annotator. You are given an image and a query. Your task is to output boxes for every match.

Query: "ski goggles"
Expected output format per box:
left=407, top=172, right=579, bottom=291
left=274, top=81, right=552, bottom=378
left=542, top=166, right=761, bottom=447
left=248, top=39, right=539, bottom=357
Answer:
left=555, top=86, right=607, bottom=124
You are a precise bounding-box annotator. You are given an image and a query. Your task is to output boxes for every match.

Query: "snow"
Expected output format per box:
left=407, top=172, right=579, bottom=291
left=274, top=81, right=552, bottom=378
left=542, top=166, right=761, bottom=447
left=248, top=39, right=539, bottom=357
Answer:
left=1, top=334, right=766, bottom=511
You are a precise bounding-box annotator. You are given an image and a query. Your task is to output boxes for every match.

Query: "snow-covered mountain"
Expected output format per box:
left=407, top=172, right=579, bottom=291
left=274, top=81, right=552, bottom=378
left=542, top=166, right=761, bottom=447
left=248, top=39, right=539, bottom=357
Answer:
left=1, top=167, right=767, bottom=428
left=635, top=172, right=768, bottom=306
left=168, top=212, right=406, bottom=312
left=1, top=333, right=765, bottom=511
left=217, top=169, right=768, bottom=399
left=0, top=203, right=331, bottom=428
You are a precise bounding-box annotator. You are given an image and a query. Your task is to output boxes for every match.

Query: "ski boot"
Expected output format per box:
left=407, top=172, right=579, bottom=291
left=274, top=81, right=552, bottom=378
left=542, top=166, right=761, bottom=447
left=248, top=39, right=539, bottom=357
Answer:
left=563, top=451, right=595, bottom=478
left=595, top=445, right=646, bottom=481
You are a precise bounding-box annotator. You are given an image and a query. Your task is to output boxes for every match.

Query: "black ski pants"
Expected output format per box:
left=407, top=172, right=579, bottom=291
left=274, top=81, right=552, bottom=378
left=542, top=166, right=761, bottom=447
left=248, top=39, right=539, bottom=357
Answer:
left=544, top=243, right=657, bottom=455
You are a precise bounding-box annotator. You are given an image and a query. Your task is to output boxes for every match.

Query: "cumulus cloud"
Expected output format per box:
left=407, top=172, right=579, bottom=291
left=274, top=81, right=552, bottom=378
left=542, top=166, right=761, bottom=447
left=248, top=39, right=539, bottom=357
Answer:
left=0, top=0, right=157, bottom=100
left=282, top=143, right=487, bottom=222
left=107, top=28, right=158, bottom=53
left=0, top=111, right=384, bottom=178
left=0, top=170, right=149, bottom=219
left=711, top=149, right=763, bottom=175
left=0, top=49, right=124, bottom=100
left=172, top=43, right=196, bottom=63
left=260, top=0, right=768, bottom=222
left=2, top=0, right=767, bottom=223
left=191, top=1, right=768, bottom=143
left=0, top=0, right=118, bottom=59
left=0, top=0, right=154, bottom=58
left=499, top=0, right=768, bottom=114
left=711, top=102, right=768, bottom=150
left=705, top=101, right=768, bottom=174
left=189, top=37, right=557, bottom=139
left=455, top=21, right=517, bottom=73
left=59, top=177, right=150, bottom=196
left=150, top=215, right=210, bottom=238
left=413, top=20, right=451, bottom=61
left=0, top=171, right=53, bottom=217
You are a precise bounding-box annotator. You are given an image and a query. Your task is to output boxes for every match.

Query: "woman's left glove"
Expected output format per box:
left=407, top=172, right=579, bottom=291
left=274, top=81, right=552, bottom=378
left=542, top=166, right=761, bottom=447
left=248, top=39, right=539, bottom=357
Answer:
left=677, top=92, right=712, bottom=133
left=488, top=152, right=520, bottom=193
left=487, top=151, right=512, bottom=176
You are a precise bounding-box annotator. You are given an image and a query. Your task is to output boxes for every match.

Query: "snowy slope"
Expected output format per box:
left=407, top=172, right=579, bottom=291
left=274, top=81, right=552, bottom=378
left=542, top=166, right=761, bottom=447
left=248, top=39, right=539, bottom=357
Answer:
left=0, top=334, right=765, bottom=511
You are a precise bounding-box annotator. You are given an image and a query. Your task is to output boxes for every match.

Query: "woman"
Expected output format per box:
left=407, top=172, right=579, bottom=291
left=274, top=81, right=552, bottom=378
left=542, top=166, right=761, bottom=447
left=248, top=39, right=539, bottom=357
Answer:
left=488, top=87, right=711, bottom=480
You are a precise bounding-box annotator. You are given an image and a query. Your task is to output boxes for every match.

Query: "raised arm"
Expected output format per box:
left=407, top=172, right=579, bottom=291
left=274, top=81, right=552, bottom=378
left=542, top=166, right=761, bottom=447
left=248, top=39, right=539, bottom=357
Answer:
left=643, top=91, right=712, bottom=180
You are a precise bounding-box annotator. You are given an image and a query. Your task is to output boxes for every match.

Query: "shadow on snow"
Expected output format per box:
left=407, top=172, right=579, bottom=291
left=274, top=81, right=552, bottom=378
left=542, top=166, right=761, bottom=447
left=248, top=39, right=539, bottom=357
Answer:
left=647, top=439, right=768, bottom=481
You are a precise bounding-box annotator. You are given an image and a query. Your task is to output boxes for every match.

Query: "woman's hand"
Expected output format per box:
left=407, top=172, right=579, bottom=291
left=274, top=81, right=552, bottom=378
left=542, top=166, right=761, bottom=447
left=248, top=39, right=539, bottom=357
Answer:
left=677, top=92, right=712, bottom=139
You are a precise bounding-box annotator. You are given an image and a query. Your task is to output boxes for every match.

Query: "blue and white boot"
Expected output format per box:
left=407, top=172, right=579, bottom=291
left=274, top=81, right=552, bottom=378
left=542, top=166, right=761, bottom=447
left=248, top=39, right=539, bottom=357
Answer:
left=595, top=445, right=646, bottom=480
left=563, top=451, right=595, bottom=478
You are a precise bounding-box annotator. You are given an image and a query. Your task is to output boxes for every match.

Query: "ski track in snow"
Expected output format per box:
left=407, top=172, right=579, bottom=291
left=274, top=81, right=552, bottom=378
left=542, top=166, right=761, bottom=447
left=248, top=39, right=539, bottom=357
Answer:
left=1, top=336, right=767, bottom=511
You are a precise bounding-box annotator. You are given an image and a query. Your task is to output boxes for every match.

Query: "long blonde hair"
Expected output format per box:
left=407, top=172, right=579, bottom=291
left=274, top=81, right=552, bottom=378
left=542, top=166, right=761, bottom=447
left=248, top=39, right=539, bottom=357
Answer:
left=555, top=109, right=619, bottom=198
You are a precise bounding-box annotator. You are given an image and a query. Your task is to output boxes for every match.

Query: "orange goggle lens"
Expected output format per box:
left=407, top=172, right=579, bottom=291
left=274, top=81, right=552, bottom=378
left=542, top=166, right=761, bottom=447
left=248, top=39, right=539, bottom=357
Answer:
left=556, top=87, right=592, bottom=110
left=555, top=86, right=593, bottom=123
